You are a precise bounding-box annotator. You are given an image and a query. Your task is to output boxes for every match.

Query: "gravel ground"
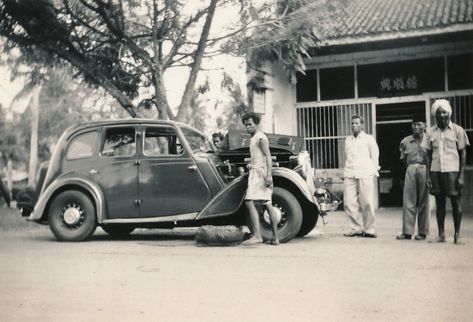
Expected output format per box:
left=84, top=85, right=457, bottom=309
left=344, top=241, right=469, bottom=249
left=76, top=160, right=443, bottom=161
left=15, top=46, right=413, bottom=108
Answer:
left=0, top=208, right=472, bottom=322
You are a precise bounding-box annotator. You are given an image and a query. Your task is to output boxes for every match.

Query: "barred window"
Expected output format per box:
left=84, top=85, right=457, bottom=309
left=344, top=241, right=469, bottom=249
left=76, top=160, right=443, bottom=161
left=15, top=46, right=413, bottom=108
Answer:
left=297, top=103, right=373, bottom=169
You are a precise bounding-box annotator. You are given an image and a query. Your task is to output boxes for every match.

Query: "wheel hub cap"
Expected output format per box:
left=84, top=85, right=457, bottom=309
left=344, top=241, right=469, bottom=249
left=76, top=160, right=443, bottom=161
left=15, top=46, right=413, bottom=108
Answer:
left=63, top=206, right=81, bottom=226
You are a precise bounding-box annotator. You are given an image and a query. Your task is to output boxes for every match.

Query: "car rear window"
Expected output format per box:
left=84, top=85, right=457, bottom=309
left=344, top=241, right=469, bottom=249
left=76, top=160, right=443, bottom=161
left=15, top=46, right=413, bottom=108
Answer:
left=101, top=127, right=136, bottom=157
left=66, top=131, right=98, bottom=160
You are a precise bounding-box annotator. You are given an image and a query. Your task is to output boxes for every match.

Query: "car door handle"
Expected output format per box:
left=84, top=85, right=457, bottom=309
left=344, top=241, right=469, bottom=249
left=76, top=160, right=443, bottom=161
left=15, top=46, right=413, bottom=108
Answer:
left=89, top=169, right=99, bottom=175
left=188, top=165, right=198, bottom=171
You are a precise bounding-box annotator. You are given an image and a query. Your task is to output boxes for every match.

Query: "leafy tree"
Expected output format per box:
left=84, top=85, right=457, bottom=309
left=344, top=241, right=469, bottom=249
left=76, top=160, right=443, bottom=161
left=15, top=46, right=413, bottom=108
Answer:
left=209, top=0, right=346, bottom=127
left=231, top=0, right=347, bottom=83
left=220, top=72, right=247, bottom=130
left=1, top=0, right=347, bottom=135
left=0, top=0, right=261, bottom=122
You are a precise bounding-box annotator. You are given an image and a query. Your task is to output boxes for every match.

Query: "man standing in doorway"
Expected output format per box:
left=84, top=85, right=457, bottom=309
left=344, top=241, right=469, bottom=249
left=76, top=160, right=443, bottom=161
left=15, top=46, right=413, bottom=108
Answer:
left=422, top=99, right=470, bottom=244
left=397, top=115, right=429, bottom=240
left=343, top=115, right=380, bottom=238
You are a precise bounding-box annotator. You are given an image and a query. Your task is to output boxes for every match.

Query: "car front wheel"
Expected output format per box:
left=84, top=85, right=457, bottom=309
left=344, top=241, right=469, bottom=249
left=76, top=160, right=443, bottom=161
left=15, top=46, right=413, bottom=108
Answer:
left=259, top=187, right=303, bottom=243
left=48, top=190, right=97, bottom=242
left=297, top=210, right=318, bottom=237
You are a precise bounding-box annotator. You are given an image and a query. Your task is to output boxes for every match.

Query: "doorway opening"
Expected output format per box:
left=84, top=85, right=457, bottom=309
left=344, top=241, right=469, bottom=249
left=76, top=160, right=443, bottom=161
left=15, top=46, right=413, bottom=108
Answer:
left=376, top=101, right=426, bottom=207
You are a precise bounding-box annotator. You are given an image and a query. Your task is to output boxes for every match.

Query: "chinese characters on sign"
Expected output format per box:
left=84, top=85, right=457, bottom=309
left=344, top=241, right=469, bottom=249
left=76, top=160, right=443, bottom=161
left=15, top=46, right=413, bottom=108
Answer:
left=379, top=75, right=418, bottom=93
left=358, top=57, right=444, bottom=98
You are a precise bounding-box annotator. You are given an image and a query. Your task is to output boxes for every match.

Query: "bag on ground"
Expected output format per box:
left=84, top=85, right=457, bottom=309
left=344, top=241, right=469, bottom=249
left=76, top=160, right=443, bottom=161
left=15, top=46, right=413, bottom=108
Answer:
left=195, top=225, right=250, bottom=246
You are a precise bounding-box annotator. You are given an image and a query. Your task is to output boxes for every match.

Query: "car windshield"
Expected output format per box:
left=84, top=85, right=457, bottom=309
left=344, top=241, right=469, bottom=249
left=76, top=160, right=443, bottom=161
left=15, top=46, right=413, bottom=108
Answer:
left=180, top=126, right=214, bottom=153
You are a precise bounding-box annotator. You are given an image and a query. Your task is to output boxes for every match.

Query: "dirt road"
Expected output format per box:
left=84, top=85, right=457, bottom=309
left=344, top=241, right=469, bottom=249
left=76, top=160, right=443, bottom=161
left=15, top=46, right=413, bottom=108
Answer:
left=1, top=209, right=472, bottom=322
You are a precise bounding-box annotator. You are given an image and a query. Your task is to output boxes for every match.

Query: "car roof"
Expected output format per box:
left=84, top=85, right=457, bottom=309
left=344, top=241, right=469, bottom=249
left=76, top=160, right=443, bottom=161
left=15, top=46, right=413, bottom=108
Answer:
left=64, top=119, right=203, bottom=138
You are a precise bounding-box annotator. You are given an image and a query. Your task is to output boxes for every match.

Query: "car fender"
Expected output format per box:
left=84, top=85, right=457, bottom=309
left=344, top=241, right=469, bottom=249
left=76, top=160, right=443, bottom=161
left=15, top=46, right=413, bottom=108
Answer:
left=28, top=176, right=105, bottom=223
left=272, top=167, right=316, bottom=204
left=197, top=167, right=316, bottom=220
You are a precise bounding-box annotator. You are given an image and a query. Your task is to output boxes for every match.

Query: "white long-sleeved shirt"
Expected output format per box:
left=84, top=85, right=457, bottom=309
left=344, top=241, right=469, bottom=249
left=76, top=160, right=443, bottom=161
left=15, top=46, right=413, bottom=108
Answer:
left=343, top=131, right=379, bottom=178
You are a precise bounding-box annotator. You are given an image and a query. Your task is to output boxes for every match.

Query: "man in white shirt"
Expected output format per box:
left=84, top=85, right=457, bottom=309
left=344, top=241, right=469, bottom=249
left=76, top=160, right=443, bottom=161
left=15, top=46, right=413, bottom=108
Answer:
left=343, top=115, right=379, bottom=238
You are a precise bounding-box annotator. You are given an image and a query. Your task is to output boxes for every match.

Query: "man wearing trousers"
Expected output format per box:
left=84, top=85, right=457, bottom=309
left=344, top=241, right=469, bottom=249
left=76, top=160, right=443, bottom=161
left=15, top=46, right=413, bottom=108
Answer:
left=397, top=115, right=429, bottom=240
left=343, top=115, right=379, bottom=238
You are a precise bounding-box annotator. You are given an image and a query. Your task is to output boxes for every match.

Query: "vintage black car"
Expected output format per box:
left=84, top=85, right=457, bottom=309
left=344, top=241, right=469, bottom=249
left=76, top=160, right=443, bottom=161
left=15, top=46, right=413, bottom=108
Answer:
left=20, top=119, right=339, bottom=242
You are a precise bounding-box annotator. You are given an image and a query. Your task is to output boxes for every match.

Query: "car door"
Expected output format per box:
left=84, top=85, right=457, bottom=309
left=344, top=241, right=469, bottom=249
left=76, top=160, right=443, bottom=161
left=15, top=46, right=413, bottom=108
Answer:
left=91, top=126, right=140, bottom=219
left=138, top=125, right=212, bottom=218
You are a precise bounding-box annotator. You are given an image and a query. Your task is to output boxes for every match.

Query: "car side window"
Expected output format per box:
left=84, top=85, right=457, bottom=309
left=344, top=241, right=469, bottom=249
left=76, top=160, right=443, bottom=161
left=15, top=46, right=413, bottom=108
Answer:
left=144, top=127, right=183, bottom=156
left=66, top=131, right=98, bottom=160
left=101, top=127, right=136, bottom=157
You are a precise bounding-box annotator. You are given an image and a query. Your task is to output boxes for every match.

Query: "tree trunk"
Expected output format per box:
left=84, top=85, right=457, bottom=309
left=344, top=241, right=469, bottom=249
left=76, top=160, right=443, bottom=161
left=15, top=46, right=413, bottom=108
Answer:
left=152, top=70, right=171, bottom=119
left=176, top=0, right=218, bottom=123
left=28, top=86, right=40, bottom=187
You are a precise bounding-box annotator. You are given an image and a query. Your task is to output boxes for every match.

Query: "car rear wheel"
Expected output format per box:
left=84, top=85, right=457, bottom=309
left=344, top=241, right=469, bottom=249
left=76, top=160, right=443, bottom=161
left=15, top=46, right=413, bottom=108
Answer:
left=102, top=225, right=135, bottom=238
left=259, top=187, right=302, bottom=243
left=48, top=190, right=97, bottom=242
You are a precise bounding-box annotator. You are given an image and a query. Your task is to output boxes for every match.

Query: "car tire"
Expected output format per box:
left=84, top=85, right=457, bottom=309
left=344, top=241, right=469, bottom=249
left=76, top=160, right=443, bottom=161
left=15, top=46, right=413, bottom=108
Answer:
left=297, top=211, right=319, bottom=237
left=102, top=225, right=135, bottom=238
left=259, top=187, right=303, bottom=243
left=48, top=190, right=97, bottom=242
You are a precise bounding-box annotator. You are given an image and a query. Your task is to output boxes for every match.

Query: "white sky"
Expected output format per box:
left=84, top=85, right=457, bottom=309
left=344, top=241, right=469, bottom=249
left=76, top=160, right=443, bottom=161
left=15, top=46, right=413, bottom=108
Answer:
left=0, top=67, right=27, bottom=111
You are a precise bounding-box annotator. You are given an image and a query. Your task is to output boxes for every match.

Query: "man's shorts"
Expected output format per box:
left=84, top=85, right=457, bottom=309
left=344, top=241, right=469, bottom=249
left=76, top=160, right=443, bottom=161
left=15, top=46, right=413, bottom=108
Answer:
left=430, top=172, right=460, bottom=196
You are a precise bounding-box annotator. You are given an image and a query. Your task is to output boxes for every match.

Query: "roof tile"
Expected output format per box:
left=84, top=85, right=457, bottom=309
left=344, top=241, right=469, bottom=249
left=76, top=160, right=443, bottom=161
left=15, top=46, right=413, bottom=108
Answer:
left=317, top=0, right=473, bottom=41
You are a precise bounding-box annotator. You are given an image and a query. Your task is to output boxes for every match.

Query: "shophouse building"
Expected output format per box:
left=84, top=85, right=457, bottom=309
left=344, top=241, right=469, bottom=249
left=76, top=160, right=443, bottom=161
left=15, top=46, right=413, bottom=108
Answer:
left=254, top=0, right=473, bottom=209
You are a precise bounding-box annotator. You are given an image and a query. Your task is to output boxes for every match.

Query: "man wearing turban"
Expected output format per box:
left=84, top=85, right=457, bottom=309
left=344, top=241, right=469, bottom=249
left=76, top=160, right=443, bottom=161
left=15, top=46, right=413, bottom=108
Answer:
left=422, top=99, right=470, bottom=244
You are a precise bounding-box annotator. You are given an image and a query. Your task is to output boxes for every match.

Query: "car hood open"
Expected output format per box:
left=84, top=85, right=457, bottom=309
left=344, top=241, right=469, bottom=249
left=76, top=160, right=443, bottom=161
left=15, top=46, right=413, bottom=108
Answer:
left=217, top=130, right=304, bottom=155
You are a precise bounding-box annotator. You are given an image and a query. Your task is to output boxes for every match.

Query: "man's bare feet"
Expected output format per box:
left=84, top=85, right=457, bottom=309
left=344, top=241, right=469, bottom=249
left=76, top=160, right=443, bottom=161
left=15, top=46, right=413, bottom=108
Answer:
left=429, top=236, right=446, bottom=243
left=242, top=236, right=263, bottom=245
left=264, top=239, right=279, bottom=245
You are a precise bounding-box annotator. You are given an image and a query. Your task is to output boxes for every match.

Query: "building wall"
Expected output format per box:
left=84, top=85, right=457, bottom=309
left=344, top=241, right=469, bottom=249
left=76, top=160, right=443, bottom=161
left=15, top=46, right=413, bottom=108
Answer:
left=270, top=63, right=297, bottom=135
left=252, top=62, right=297, bottom=135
